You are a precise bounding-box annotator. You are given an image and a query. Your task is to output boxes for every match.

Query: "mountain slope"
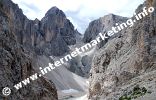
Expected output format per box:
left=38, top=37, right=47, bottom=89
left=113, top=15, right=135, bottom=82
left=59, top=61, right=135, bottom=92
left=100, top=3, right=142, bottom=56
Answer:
left=88, top=0, right=156, bottom=99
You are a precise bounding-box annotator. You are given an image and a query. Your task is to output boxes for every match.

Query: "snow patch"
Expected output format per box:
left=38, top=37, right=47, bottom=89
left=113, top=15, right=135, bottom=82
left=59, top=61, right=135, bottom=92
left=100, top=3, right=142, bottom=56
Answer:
left=68, top=94, right=88, bottom=100
left=61, top=89, right=79, bottom=94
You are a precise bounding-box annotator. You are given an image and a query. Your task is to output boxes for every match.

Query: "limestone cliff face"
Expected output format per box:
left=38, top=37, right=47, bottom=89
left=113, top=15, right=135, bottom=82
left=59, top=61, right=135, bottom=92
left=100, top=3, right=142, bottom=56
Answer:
left=39, top=7, right=77, bottom=56
left=0, top=0, right=58, bottom=99
left=89, top=0, right=156, bottom=100
left=83, top=14, right=128, bottom=43
left=2, top=0, right=77, bottom=57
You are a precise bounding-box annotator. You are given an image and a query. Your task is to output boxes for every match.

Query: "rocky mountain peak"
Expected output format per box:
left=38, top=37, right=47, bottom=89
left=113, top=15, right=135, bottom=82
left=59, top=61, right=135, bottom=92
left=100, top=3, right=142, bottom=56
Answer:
left=45, top=6, right=66, bottom=18
left=83, top=14, right=128, bottom=43
left=34, top=18, right=40, bottom=22
left=100, top=13, right=115, bottom=20
left=100, top=14, right=125, bottom=23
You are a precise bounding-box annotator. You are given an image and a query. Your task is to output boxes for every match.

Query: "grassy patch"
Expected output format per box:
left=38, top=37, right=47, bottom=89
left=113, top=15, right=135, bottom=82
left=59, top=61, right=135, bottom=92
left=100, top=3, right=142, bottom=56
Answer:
left=119, top=85, right=151, bottom=100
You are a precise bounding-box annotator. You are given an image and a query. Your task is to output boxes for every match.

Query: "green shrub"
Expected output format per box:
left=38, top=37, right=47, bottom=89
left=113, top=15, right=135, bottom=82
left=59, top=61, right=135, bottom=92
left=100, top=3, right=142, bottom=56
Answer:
left=142, top=87, right=147, bottom=94
left=119, top=85, right=151, bottom=100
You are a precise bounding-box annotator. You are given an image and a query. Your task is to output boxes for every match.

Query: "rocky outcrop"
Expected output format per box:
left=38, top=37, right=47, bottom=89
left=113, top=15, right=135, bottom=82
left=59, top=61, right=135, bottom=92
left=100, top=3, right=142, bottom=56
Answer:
left=89, top=0, right=156, bottom=99
left=0, top=0, right=58, bottom=99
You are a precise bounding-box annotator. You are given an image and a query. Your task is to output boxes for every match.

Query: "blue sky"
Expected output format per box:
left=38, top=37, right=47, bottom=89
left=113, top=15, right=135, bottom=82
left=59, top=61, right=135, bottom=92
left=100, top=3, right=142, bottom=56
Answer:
left=12, top=0, right=145, bottom=33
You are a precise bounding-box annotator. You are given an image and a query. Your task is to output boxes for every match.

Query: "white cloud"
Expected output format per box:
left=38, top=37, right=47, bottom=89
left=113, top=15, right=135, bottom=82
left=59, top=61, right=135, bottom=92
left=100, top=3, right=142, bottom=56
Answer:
left=12, top=0, right=145, bottom=33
